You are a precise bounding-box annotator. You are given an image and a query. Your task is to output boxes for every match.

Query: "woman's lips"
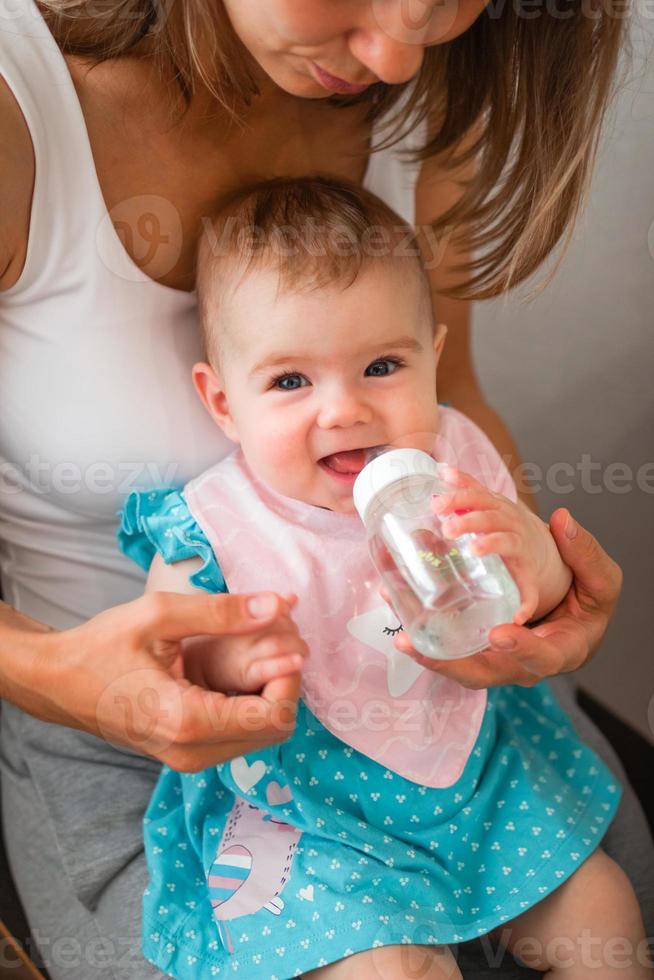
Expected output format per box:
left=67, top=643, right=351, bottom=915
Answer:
left=309, top=61, right=372, bottom=95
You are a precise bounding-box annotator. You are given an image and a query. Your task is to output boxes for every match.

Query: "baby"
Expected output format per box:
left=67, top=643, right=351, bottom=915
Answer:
left=118, top=177, right=648, bottom=980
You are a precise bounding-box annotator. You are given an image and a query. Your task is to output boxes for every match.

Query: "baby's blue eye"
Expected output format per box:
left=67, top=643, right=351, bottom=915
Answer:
left=366, top=359, right=400, bottom=377
left=274, top=373, right=308, bottom=391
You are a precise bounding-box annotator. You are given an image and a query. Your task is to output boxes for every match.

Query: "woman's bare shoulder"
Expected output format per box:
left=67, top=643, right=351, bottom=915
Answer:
left=0, top=76, right=34, bottom=291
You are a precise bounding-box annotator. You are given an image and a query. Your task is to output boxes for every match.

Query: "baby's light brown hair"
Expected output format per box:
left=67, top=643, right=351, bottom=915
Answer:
left=196, top=175, right=432, bottom=368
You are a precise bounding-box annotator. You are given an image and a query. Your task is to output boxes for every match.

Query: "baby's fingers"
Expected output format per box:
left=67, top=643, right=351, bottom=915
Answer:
left=514, top=582, right=540, bottom=626
left=441, top=509, right=518, bottom=540
left=468, top=531, right=522, bottom=560
left=243, top=627, right=308, bottom=688
left=470, top=535, right=539, bottom=624
left=253, top=630, right=309, bottom=660
left=432, top=488, right=503, bottom=520
left=246, top=653, right=305, bottom=688
left=439, top=466, right=486, bottom=492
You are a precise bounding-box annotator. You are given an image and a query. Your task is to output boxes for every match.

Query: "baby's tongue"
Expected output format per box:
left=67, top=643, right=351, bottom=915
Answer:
left=322, top=449, right=367, bottom=474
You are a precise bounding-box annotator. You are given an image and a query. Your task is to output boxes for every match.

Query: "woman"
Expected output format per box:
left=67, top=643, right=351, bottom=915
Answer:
left=0, top=1, right=648, bottom=978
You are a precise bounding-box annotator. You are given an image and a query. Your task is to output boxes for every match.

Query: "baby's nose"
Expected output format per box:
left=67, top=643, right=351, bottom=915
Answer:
left=316, top=394, right=373, bottom=429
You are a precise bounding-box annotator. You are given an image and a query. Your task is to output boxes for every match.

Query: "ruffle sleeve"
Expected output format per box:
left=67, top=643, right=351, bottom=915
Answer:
left=116, top=488, right=227, bottom=594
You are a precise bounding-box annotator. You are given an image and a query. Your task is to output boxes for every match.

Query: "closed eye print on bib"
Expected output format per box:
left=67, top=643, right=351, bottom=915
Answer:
left=346, top=605, right=425, bottom=697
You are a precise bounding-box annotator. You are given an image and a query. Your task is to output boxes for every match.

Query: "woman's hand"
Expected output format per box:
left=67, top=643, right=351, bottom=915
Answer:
left=20, top=591, right=303, bottom=771
left=393, top=506, right=622, bottom=690
left=180, top=594, right=310, bottom=693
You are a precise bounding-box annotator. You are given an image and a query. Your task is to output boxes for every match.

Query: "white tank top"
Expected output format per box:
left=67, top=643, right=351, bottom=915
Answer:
left=0, top=0, right=425, bottom=629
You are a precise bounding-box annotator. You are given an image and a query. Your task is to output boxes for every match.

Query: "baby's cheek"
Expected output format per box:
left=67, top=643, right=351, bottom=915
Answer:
left=254, top=423, right=309, bottom=489
left=400, top=397, right=440, bottom=447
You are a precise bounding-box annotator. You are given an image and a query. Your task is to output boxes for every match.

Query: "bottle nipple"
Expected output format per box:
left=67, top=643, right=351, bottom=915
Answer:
left=363, top=444, right=395, bottom=465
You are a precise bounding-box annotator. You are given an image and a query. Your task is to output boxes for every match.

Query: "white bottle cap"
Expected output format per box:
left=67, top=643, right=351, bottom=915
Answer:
left=353, top=448, right=442, bottom=522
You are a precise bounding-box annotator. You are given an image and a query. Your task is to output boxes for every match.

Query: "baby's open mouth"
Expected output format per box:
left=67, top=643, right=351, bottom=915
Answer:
left=318, top=449, right=368, bottom=481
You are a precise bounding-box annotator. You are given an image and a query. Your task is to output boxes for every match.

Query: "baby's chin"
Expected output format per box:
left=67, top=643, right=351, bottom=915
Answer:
left=320, top=495, right=357, bottom=515
left=259, top=472, right=358, bottom=515
left=298, top=486, right=358, bottom=514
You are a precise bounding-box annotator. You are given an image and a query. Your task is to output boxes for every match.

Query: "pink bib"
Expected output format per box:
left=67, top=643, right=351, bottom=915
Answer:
left=184, top=407, right=517, bottom=788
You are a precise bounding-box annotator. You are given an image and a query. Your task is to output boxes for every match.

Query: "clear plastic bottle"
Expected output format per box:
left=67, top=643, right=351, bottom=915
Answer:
left=353, top=447, right=521, bottom=660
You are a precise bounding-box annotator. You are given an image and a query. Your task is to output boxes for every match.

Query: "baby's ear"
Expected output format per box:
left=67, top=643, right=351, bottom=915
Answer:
left=433, top=322, right=448, bottom=364
left=192, top=362, right=239, bottom=443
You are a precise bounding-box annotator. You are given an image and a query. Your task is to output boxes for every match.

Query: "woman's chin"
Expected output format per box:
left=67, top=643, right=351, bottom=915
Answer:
left=278, top=74, right=334, bottom=100
left=253, top=57, right=334, bottom=100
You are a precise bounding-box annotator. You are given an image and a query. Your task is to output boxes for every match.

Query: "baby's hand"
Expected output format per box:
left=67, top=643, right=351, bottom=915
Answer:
left=431, top=467, right=550, bottom=626
left=181, top=594, right=309, bottom=694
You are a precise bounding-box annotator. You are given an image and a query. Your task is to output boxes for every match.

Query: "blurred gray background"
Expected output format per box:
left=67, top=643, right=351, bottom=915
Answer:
left=475, top=13, right=654, bottom=744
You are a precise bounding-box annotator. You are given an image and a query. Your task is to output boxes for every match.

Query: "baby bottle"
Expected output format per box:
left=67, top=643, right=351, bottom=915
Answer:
left=353, top=447, right=521, bottom=660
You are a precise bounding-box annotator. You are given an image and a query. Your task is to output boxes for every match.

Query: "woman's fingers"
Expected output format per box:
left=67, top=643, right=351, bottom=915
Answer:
left=133, top=590, right=293, bottom=647
left=261, top=670, right=302, bottom=707
left=394, top=600, right=599, bottom=690
left=158, top=673, right=301, bottom=771
left=97, top=593, right=301, bottom=758
left=393, top=635, right=543, bottom=690
left=45, top=592, right=304, bottom=769
left=393, top=595, right=581, bottom=689
left=489, top=617, right=582, bottom=675
left=389, top=502, right=622, bottom=690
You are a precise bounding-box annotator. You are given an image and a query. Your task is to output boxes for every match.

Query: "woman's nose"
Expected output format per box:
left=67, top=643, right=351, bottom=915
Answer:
left=348, top=5, right=428, bottom=85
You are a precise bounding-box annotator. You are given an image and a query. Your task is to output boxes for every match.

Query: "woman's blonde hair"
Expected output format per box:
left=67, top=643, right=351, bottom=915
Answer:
left=40, top=0, right=627, bottom=299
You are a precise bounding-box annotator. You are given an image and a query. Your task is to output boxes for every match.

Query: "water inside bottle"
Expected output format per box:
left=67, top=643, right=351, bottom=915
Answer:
left=372, top=523, right=520, bottom=660
left=411, top=590, right=520, bottom=660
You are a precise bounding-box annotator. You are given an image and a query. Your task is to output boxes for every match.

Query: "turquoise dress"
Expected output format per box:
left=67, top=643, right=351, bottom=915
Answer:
left=117, top=488, right=623, bottom=980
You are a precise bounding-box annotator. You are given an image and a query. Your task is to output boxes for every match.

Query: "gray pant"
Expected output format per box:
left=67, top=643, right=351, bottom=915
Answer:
left=1, top=676, right=652, bottom=980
